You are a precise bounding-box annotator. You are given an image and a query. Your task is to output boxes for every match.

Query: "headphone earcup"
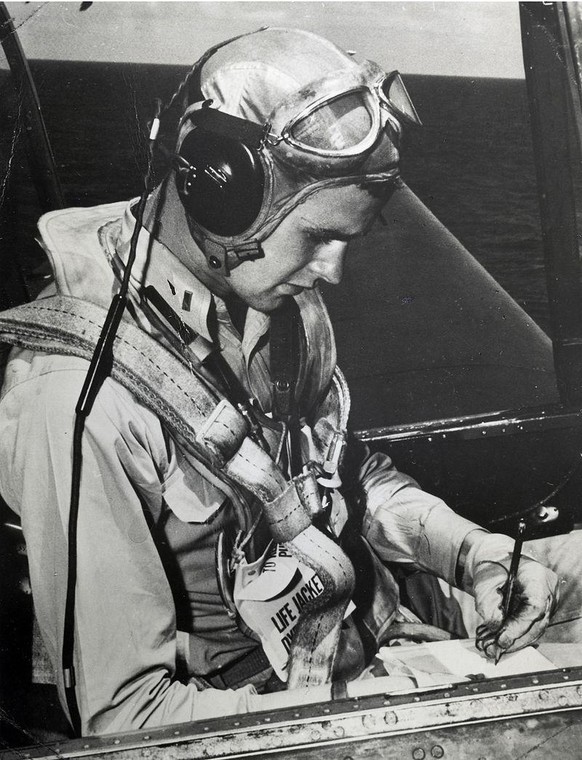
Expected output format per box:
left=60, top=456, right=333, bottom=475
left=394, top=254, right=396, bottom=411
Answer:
left=176, top=128, right=265, bottom=237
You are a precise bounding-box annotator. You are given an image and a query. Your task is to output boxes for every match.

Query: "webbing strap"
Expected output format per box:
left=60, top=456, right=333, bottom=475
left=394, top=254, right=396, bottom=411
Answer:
left=0, top=296, right=242, bottom=465
left=270, top=297, right=301, bottom=421
left=287, top=525, right=355, bottom=688
left=270, top=297, right=303, bottom=477
left=0, top=295, right=355, bottom=685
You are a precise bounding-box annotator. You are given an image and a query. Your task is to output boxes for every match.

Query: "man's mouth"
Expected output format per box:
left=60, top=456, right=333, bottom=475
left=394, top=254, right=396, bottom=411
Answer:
left=279, top=283, right=304, bottom=295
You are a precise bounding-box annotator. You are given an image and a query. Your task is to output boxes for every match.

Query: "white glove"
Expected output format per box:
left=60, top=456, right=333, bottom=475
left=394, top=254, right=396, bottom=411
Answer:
left=462, top=531, right=559, bottom=660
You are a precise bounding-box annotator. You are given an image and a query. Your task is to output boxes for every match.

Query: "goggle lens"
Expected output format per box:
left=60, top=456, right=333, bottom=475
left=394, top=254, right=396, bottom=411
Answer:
left=380, top=72, right=422, bottom=126
left=289, top=91, right=374, bottom=151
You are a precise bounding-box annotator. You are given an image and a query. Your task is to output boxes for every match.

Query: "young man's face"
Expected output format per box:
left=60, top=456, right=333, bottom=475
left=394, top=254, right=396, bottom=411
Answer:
left=225, top=184, right=389, bottom=312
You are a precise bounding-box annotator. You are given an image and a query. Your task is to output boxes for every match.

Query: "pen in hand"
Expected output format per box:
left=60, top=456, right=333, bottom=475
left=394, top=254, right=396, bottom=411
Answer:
left=495, top=517, right=526, bottom=664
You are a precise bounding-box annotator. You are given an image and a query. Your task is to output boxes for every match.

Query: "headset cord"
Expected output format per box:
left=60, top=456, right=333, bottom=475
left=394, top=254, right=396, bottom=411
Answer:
left=62, top=107, right=161, bottom=737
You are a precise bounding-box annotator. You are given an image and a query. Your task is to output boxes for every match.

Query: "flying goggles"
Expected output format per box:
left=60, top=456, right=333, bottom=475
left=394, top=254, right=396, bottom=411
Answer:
left=263, top=60, right=421, bottom=169
left=177, top=58, right=420, bottom=270
left=181, top=58, right=420, bottom=179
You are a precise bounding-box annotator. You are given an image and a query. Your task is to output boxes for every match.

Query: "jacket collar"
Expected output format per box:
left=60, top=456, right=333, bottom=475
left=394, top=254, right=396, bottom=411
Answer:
left=112, top=200, right=271, bottom=359
left=37, top=197, right=335, bottom=410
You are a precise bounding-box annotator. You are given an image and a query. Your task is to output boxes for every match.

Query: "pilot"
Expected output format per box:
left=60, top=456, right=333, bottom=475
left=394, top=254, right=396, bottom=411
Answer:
left=0, top=27, right=576, bottom=737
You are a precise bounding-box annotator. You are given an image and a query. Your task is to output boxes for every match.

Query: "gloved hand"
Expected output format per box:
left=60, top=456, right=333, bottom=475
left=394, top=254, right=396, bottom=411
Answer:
left=461, top=531, right=559, bottom=660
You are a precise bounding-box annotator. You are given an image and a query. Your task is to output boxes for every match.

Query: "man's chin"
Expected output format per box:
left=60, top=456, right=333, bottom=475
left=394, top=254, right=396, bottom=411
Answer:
left=249, top=292, right=294, bottom=313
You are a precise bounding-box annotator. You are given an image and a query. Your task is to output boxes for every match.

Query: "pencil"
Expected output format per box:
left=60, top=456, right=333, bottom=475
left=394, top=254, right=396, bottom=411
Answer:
left=495, top=517, right=527, bottom=664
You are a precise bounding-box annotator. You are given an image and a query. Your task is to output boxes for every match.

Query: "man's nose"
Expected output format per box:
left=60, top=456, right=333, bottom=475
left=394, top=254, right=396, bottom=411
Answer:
left=309, top=242, right=347, bottom=285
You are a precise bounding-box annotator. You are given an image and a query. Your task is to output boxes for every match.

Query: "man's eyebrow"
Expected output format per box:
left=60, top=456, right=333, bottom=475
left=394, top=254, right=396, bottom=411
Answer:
left=302, top=222, right=362, bottom=241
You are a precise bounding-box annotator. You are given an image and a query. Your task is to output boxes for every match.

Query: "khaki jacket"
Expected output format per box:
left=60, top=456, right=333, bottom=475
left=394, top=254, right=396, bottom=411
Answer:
left=0, top=200, right=478, bottom=734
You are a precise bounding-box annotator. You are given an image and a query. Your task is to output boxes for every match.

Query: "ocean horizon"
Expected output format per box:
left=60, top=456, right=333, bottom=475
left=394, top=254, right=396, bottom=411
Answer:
left=1, top=60, right=547, bottom=332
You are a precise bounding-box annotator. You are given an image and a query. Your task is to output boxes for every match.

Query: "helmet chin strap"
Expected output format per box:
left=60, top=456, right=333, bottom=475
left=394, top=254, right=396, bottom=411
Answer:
left=194, top=172, right=401, bottom=275
left=202, top=238, right=265, bottom=275
left=182, top=206, right=264, bottom=275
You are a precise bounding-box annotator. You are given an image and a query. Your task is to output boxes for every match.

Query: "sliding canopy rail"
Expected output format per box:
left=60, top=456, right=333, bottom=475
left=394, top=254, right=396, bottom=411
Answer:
left=520, top=2, right=582, bottom=404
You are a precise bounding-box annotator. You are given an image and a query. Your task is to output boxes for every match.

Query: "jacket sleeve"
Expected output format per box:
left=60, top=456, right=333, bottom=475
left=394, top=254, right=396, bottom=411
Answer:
left=0, top=352, right=257, bottom=735
left=355, top=443, right=480, bottom=585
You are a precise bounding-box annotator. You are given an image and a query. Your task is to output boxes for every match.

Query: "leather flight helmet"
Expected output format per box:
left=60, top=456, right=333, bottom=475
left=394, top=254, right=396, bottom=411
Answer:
left=174, top=27, right=419, bottom=273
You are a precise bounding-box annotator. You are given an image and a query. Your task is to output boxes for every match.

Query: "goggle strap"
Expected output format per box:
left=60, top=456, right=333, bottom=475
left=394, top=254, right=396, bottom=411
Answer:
left=188, top=105, right=266, bottom=149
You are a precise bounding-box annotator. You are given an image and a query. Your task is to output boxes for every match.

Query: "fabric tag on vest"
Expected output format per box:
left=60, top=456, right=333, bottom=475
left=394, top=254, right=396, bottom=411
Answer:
left=233, top=543, right=326, bottom=681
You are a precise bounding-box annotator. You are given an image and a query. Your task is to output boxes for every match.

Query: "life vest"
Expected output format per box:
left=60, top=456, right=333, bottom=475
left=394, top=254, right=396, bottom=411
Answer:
left=0, top=202, right=400, bottom=686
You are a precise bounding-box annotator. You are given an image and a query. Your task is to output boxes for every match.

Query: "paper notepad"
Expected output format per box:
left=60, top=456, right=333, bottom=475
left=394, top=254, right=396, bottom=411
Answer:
left=377, top=639, right=556, bottom=687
